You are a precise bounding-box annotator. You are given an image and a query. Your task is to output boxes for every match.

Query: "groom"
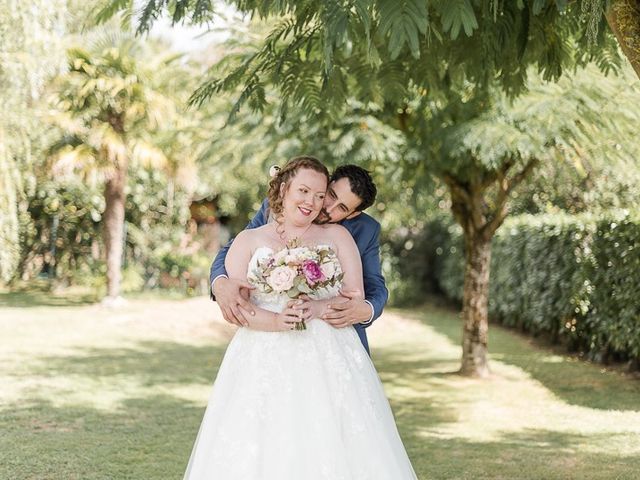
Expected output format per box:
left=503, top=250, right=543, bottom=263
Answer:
left=210, top=161, right=388, bottom=354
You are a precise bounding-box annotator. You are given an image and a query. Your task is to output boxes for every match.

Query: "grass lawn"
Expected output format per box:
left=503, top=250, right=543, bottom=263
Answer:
left=1, top=292, right=639, bottom=479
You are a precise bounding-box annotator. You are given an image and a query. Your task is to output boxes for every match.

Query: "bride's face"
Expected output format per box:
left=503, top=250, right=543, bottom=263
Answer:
left=281, top=168, right=327, bottom=225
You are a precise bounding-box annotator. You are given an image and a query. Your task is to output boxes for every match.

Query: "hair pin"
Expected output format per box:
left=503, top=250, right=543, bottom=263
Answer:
left=269, top=165, right=281, bottom=178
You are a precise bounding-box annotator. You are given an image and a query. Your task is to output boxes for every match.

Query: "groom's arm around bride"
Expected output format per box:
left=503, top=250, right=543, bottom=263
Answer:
left=209, top=162, right=388, bottom=354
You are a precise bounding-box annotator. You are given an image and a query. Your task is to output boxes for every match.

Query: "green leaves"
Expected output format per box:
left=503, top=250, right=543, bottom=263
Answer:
left=174, top=0, right=215, bottom=26
left=377, top=0, right=429, bottom=58
left=436, top=0, right=478, bottom=40
left=429, top=63, right=640, bottom=182
left=96, top=0, right=625, bottom=117
left=554, top=0, right=569, bottom=13
left=431, top=210, right=640, bottom=363
left=93, top=0, right=133, bottom=27
left=1, top=0, right=70, bottom=283
left=532, top=0, right=547, bottom=15
left=321, top=0, right=350, bottom=72
left=94, top=0, right=216, bottom=34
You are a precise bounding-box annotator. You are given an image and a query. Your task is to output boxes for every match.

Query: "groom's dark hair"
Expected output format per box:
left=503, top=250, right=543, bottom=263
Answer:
left=331, top=165, right=377, bottom=212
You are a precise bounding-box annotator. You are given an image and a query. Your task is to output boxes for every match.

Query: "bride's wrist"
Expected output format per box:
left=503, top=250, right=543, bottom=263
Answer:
left=271, top=312, right=282, bottom=331
left=316, top=298, right=331, bottom=317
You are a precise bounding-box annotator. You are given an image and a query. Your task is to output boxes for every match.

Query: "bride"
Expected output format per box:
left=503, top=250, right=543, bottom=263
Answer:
left=183, top=157, right=417, bottom=479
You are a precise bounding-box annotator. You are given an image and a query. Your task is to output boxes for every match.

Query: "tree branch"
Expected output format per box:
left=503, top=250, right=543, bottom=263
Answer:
left=442, top=174, right=471, bottom=204
left=507, top=157, right=539, bottom=196
left=482, top=157, right=539, bottom=237
left=442, top=174, right=475, bottom=233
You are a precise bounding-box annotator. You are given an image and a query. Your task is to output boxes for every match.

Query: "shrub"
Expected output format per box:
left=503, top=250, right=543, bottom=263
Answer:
left=400, top=210, right=640, bottom=366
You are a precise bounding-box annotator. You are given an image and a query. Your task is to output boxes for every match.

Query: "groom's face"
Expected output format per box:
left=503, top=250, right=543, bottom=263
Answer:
left=318, top=177, right=362, bottom=224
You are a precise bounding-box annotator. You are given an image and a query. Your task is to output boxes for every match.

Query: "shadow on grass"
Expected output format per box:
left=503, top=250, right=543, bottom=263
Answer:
left=401, top=303, right=640, bottom=412
left=0, top=394, right=204, bottom=480
left=0, top=287, right=98, bottom=308
left=3, top=337, right=456, bottom=480
left=29, top=340, right=228, bottom=387
left=0, top=288, right=195, bottom=309
left=336, top=345, right=638, bottom=479
left=2, top=323, right=639, bottom=479
left=4, top=395, right=636, bottom=480
left=1, top=339, right=228, bottom=479
left=412, top=428, right=640, bottom=480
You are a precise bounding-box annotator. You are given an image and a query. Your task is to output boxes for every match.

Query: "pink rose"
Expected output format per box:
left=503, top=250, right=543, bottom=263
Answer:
left=302, top=260, right=325, bottom=285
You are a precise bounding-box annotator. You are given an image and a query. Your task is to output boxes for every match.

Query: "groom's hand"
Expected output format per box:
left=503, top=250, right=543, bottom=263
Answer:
left=322, top=290, right=372, bottom=328
left=213, top=277, right=255, bottom=327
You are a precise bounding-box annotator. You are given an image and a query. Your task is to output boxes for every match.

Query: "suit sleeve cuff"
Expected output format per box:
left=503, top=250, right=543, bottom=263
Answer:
left=211, top=274, right=228, bottom=293
left=359, top=300, right=375, bottom=325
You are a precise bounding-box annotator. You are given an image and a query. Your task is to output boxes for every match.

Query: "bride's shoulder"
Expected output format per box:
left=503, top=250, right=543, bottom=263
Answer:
left=313, top=223, right=353, bottom=248
left=233, top=225, right=272, bottom=248
left=251, top=224, right=273, bottom=235
left=315, top=223, right=349, bottom=236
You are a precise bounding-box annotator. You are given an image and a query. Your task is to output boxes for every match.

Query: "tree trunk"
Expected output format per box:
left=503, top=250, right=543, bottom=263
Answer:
left=444, top=159, right=537, bottom=378
left=103, top=166, right=127, bottom=299
left=460, top=231, right=492, bottom=377
left=606, top=0, right=640, bottom=79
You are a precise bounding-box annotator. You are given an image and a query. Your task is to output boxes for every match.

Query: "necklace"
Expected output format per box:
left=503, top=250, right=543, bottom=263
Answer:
left=275, top=221, right=313, bottom=248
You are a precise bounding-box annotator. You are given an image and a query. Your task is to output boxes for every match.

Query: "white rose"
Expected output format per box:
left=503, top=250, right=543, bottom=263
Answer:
left=284, top=254, right=299, bottom=265
left=283, top=248, right=305, bottom=265
left=320, top=261, right=336, bottom=279
left=268, top=266, right=297, bottom=292
left=272, top=249, right=288, bottom=264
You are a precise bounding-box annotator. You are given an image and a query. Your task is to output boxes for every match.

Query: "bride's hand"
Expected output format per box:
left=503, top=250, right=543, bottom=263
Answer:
left=272, top=307, right=305, bottom=331
left=290, top=297, right=325, bottom=321
left=236, top=305, right=303, bottom=332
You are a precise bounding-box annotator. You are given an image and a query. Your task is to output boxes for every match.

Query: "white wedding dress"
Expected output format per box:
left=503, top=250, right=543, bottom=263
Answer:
left=183, top=247, right=417, bottom=479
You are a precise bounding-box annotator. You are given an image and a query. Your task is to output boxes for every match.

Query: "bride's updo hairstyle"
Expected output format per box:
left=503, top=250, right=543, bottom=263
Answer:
left=267, top=156, right=329, bottom=220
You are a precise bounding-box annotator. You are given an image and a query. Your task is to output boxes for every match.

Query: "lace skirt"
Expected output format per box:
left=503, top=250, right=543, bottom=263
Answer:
left=183, top=319, right=417, bottom=480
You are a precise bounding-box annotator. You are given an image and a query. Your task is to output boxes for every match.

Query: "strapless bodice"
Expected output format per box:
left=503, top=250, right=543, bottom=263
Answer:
left=247, top=246, right=341, bottom=313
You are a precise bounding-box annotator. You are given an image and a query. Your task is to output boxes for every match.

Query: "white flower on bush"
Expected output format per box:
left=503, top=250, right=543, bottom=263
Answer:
left=320, top=261, right=336, bottom=279
left=268, top=265, right=297, bottom=292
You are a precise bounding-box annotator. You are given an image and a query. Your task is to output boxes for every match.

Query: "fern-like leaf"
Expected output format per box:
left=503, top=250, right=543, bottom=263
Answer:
left=377, top=0, right=429, bottom=59
left=438, top=0, right=478, bottom=40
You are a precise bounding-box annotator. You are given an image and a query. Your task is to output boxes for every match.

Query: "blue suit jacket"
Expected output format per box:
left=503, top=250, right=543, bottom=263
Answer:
left=209, top=199, right=388, bottom=354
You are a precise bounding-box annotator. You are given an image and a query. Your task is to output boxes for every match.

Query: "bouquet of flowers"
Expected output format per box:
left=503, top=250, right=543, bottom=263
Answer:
left=248, top=244, right=344, bottom=330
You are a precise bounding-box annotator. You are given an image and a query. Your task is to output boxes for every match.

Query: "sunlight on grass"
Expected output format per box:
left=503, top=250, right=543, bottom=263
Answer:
left=372, top=307, right=640, bottom=478
left=1, top=295, right=639, bottom=479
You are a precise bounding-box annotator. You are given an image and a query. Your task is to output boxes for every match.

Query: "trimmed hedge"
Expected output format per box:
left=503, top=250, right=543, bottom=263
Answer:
left=430, top=211, right=640, bottom=365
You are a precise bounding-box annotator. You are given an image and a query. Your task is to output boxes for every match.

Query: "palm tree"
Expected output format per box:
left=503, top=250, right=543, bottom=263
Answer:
left=47, top=32, right=192, bottom=302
